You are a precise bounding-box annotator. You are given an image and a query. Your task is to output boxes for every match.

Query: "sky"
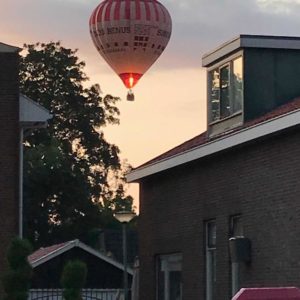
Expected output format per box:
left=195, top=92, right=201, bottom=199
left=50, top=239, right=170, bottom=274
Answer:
left=1, top=0, right=300, bottom=209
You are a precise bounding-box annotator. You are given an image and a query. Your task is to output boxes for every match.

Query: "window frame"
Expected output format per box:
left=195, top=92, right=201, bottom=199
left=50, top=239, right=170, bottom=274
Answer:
left=229, top=214, right=243, bottom=238
left=156, top=253, right=183, bottom=300
left=207, top=51, right=244, bottom=125
left=205, top=220, right=216, bottom=300
left=229, top=214, right=243, bottom=297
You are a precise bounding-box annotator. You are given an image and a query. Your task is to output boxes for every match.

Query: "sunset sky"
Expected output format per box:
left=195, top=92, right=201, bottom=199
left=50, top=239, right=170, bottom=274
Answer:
left=1, top=0, right=300, bottom=209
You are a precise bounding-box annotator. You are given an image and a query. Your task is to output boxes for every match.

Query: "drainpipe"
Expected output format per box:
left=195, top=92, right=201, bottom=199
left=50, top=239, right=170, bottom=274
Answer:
left=231, top=262, right=239, bottom=296
left=19, top=127, right=23, bottom=238
left=229, top=237, right=251, bottom=297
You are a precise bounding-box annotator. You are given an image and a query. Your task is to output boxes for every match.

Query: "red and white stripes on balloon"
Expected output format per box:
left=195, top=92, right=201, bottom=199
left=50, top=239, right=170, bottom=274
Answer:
left=90, top=0, right=171, bottom=25
left=89, top=0, right=172, bottom=90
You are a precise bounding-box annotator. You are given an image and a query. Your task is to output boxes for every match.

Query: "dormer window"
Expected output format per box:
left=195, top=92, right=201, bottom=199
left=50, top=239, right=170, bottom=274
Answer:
left=202, top=34, right=300, bottom=136
left=209, top=56, right=243, bottom=123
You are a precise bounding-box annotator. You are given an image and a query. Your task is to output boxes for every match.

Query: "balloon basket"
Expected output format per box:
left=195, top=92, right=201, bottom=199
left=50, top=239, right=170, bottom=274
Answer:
left=127, top=90, right=135, bottom=101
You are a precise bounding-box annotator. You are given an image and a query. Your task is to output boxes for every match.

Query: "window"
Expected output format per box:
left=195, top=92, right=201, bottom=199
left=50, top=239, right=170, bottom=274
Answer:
left=157, top=253, right=182, bottom=300
left=206, top=220, right=216, bottom=300
left=230, top=215, right=243, bottom=238
left=209, top=56, right=243, bottom=123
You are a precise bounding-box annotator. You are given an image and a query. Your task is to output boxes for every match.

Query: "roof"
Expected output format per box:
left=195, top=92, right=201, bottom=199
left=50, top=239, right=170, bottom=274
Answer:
left=28, top=241, right=66, bottom=263
left=127, top=97, right=300, bottom=182
left=19, top=94, right=52, bottom=128
left=202, top=34, right=300, bottom=67
left=233, top=287, right=300, bottom=300
left=0, top=42, right=21, bottom=53
left=28, top=239, right=133, bottom=275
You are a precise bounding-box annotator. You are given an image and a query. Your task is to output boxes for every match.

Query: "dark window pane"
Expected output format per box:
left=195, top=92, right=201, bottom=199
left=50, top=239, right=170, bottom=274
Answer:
left=206, top=220, right=216, bottom=300
left=207, top=250, right=217, bottom=300
left=230, top=215, right=243, bottom=237
left=157, top=269, right=165, bottom=300
left=207, top=221, right=216, bottom=248
left=170, top=271, right=182, bottom=300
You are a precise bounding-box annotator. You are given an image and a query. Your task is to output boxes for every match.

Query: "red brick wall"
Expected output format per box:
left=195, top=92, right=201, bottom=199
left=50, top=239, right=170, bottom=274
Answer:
left=139, top=127, right=300, bottom=300
left=0, top=51, right=20, bottom=291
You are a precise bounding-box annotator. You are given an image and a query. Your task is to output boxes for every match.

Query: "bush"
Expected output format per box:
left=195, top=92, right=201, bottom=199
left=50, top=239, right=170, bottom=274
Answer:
left=2, top=238, right=33, bottom=300
left=61, top=260, right=87, bottom=300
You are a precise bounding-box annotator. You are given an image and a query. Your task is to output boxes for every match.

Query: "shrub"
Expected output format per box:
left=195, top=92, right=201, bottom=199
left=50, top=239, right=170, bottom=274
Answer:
left=61, top=260, right=87, bottom=300
left=2, top=238, right=33, bottom=300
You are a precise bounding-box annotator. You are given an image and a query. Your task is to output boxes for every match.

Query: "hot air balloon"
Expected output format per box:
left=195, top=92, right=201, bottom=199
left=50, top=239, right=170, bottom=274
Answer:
left=89, top=0, right=172, bottom=101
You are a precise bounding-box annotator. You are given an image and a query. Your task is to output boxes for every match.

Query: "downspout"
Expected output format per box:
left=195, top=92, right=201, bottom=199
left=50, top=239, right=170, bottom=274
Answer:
left=19, top=127, right=23, bottom=238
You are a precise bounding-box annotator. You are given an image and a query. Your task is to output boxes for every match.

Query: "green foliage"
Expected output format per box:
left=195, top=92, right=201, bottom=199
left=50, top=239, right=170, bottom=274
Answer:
left=6, top=238, right=32, bottom=270
left=2, top=238, right=33, bottom=300
left=20, top=42, right=134, bottom=247
left=61, top=260, right=87, bottom=300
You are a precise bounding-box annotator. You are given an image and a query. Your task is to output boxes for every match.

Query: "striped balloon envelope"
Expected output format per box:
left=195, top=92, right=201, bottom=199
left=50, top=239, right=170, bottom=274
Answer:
left=89, top=0, right=172, bottom=101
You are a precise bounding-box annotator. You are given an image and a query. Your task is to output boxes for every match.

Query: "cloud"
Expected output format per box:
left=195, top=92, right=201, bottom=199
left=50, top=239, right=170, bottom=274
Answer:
left=2, top=0, right=300, bottom=72
left=155, top=0, right=300, bottom=70
left=4, top=0, right=300, bottom=203
left=257, top=0, right=300, bottom=13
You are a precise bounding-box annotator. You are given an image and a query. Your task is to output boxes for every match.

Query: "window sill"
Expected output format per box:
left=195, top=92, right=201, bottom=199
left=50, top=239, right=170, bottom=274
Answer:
left=208, top=111, right=243, bottom=138
left=209, top=110, right=243, bottom=126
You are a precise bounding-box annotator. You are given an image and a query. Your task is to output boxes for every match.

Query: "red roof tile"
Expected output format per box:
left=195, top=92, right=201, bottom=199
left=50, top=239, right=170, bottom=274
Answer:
left=28, top=241, right=71, bottom=264
left=137, top=97, right=300, bottom=169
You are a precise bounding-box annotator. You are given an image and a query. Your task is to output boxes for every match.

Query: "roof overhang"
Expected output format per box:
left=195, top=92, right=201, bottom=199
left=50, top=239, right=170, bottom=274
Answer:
left=127, top=108, right=300, bottom=182
left=202, top=34, right=300, bottom=67
left=19, top=94, right=52, bottom=128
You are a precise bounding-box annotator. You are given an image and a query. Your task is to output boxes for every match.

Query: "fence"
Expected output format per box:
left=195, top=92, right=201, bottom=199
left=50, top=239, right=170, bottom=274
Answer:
left=29, top=288, right=125, bottom=300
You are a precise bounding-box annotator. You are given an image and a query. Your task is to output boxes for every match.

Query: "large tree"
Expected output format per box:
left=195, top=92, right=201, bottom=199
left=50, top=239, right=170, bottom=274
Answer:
left=20, top=42, right=133, bottom=248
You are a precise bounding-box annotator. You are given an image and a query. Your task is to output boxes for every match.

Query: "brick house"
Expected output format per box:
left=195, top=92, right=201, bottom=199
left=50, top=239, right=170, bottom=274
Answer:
left=0, top=42, right=51, bottom=296
left=0, top=43, right=21, bottom=294
left=127, top=35, right=300, bottom=300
